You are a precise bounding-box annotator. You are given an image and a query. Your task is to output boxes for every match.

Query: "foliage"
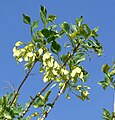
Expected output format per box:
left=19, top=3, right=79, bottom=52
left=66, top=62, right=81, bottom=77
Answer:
left=0, top=5, right=105, bottom=120
left=99, top=61, right=115, bottom=119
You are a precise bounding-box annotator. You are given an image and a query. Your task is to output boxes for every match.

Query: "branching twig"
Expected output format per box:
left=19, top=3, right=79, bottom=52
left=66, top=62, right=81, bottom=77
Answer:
left=10, top=60, right=36, bottom=106
left=20, top=80, right=53, bottom=118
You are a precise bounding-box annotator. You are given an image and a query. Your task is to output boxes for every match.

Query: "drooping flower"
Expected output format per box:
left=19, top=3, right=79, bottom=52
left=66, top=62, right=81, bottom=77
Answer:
left=71, top=67, right=81, bottom=77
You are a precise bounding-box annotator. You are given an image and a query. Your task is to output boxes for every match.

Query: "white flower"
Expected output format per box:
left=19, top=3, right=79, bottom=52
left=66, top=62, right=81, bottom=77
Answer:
left=61, top=68, right=69, bottom=75
left=79, top=72, right=83, bottom=79
left=24, top=56, right=28, bottom=61
left=20, top=48, right=26, bottom=52
left=54, top=61, right=60, bottom=69
left=83, top=90, right=89, bottom=96
left=52, top=69, right=58, bottom=76
left=27, top=52, right=33, bottom=57
left=18, top=57, right=23, bottom=62
left=43, top=52, right=51, bottom=61
left=38, top=48, right=43, bottom=55
left=43, top=74, right=48, bottom=83
left=71, top=67, right=81, bottom=77
left=47, top=57, right=54, bottom=67
left=15, top=41, right=23, bottom=47
left=13, top=47, right=17, bottom=53
left=13, top=50, right=21, bottom=57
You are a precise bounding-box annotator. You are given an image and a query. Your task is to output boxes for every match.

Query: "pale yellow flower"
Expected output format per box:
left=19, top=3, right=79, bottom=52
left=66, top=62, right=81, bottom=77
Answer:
left=43, top=74, right=48, bottom=83
left=24, top=56, right=28, bottom=61
left=13, top=47, right=17, bottom=53
left=52, top=69, right=58, bottom=76
left=71, top=67, right=81, bottom=77
left=15, top=41, right=23, bottom=47
left=38, top=48, right=43, bottom=55
left=83, top=90, right=89, bottom=96
left=47, top=57, right=54, bottom=67
left=61, top=68, right=69, bottom=75
left=20, top=48, right=26, bottom=52
left=27, top=52, right=33, bottom=57
left=18, top=57, right=23, bottom=62
left=79, top=72, right=83, bottom=79
left=13, top=50, right=21, bottom=57
left=54, top=61, right=60, bottom=69
left=43, top=52, right=51, bottom=61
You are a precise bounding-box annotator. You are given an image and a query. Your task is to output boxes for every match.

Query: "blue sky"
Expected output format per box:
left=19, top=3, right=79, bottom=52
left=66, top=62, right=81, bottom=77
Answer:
left=0, top=0, right=115, bottom=120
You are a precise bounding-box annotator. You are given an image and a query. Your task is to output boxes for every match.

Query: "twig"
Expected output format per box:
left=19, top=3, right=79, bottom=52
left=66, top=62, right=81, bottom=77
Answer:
left=10, top=60, right=36, bottom=106
left=41, top=79, right=69, bottom=120
left=20, top=80, right=53, bottom=118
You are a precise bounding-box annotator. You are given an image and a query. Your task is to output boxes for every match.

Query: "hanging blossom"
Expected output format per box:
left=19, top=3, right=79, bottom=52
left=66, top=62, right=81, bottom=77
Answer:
left=42, top=51, right=69, bottom=83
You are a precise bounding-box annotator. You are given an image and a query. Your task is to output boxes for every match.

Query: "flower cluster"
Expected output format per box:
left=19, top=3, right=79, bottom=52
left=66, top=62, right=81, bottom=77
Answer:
left=40, top=51, right=70, bottom=83
left=13, top=41, right=36, bottom=62
left=71, top=66, right=84, bottom=82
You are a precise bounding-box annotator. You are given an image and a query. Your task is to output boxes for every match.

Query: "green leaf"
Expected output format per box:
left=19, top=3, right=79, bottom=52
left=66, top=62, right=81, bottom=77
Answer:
left=44, top=90, right=51, bottom=102
left=4, top=112, right=12, bottom=119
left=33, top=98, right=45, bottom=108
left=98, top=81, right=109, bottom=90
left=60, top=52, right=70, bottom=63
left=76, top=16, right=84, bottom=27
left=41, top=28, right=50, bottom=38
left=102, top=63, right=110, bottom=74
left=66, top=94, right=70, bottom=99
left=22, top=14, right=31, bottom=24
left=110, top=69, right=115, bottom=76
left=51, top=41, right=61, bottom=54
left=31, top=20, right=39, bottom=29
left=48, top=14, right=57, bottom=22
left=73, top=52, right=86, bottom=65
left=60, top=22, right=70, bottom=34
left=93, top=26, right=99, bottom=32
left=40, top=5, right=47, bottom=27
left=103, top=108, right=112, bottom=120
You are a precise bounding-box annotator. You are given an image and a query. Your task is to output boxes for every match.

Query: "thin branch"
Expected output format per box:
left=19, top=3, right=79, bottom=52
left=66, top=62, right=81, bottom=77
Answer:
left=10, top=60, right=36, bottom=106
left=41, top=79, right=69, bottom=120
left=20, top=80, right=53, bottom=118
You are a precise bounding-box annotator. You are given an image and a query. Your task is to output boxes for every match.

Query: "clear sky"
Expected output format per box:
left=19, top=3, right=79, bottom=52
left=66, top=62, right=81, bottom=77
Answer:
left=0, top=0, right=115, bottom=120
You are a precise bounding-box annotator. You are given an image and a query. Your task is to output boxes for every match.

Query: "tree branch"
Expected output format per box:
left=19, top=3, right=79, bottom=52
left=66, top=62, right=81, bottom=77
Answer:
left=10, top=60, right=36, bottom=106
left=20, top=80, right=53, bottom=118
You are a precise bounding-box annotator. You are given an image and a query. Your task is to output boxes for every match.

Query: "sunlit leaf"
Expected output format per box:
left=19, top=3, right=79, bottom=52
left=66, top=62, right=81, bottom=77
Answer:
left=60, top=22, right=70, bottom=34
left=51, top=41, right=61, bottom=54
left=22, top=14, right=31, bottom=24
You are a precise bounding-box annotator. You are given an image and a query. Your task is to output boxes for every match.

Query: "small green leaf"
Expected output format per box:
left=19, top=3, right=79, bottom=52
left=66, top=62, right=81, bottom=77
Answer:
left=22, top=14, right=31, bottom=24
left=41, top=28, right=50, bottom=38
left=93, top=26, right=99, bottom=32
left=60, top=52, right=70, bottom=63
left=110, top=69, right=115, bottom=76
left=33, top=98, right=45, bottom=108
left=31, top=20, right=39, bottom=29
left=102, top=63, right=110, bottom=74
left=66, top=94, right=70, bottom=99
left=4, top=112, right=12, bottom=119
left=51, top=41, right=61, bottom=54
left=73, top=52, right=86, bottom=65
left=76, top=16, right=84, bottom=27
left=44, top=90, right=51, bottom=102
left=48, top=14, right=57, bottom=22
left=60, top=22, right=70, bottom=34
left=40, top=5, right=47, bottom=27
